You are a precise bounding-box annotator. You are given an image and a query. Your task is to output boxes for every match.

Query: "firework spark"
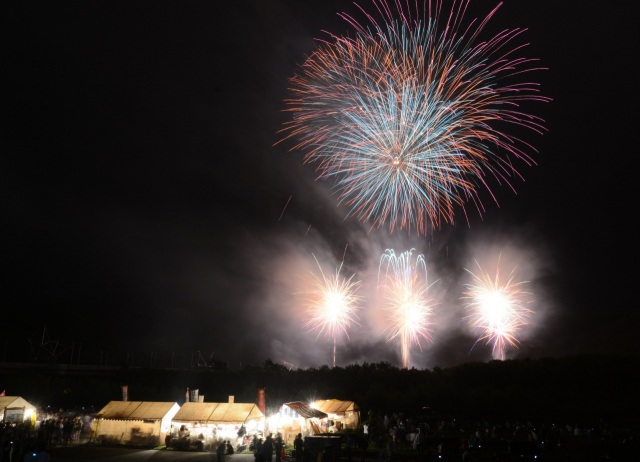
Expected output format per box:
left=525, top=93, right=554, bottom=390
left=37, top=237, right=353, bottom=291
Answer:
left=278, top=0, right=550, bottom=234
left=462, top=258, right=534, bottom=360
left=378, top=249, right=435, bottom=368
left=303, top=255, right=363, bottom=367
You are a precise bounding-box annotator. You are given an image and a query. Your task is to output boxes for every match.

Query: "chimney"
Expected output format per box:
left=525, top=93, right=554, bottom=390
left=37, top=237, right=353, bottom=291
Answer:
left=229, top=395, right=235, bottom=404
left=257, top=387, right=265, bottom=414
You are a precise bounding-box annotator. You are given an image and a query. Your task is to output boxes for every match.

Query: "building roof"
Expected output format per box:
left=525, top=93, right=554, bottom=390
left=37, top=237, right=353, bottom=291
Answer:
left=173, top=402, right=264, bottom=425
left=282, top=402, right=328, bottom=419
left=95, top=401, right=180, bottom=420
left=312, top=399, right=359, bottom=415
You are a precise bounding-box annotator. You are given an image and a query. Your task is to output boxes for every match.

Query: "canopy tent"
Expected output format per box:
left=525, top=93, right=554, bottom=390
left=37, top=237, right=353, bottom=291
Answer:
left=171, top=399, right=265, bottom=447
left=0, top=396, right=37, bottom=424
left=281, top=402, right=328, bottom=420
left=92, top=401, right=180, bottom=447
left=174, top=401, right=264, bottom=424
left=271, top=402, right=328, bottom=444
left=312, top=399, right=360, bottom=430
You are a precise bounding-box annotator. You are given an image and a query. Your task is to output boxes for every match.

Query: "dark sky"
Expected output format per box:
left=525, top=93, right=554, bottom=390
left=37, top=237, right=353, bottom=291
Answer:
left=5, top=1, right=637, bottom=370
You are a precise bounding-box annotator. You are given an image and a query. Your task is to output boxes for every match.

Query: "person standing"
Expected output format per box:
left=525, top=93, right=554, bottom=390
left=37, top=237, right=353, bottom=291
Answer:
left=294, top=433, right=304, bottom=462
left=274, top=433, right=284, bottom=462
left=263, top=434, right=274, bottom=462
left=412, top=428, right=424, bottom=455
left=255, top=437, right=265, bottom=462
left=217, top=440, right=226, bottom=462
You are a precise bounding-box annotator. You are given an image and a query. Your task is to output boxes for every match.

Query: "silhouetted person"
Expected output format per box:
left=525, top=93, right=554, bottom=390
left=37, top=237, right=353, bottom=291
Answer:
left=256, top=437, right=265, bottom=462
left=62, top=419, right=73, bottom=446
left=412, top=428, right=424, bottom=454
left=217, top=440, right=226, bottom=462
left=263, top=434, right=274, bottom=462
left=274, top=433, right=284, bottom=462
left=294, top=433, right=304, bottom=462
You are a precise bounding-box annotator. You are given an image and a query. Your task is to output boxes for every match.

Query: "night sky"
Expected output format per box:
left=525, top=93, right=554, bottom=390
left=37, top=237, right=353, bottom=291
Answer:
left=5, top=1, right=637, bottom=370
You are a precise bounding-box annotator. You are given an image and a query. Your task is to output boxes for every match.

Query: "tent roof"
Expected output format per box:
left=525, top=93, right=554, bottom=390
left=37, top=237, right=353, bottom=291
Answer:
left=173, top=402, right=264, bottom=425
left=312, top=399, right=359, bottom=414
left=282, top=402, right=328, bottom=419
left=0, top=396, right=36, bottom=412
left=96, top=401, right=179, bottom=420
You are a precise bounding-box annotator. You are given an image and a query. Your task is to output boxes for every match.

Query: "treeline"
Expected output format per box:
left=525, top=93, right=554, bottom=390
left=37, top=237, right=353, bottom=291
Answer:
left=2, top=355, right=638, bottom=424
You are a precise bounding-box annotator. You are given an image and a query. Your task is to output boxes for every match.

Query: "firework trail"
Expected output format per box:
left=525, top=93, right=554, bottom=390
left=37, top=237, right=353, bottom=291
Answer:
left=462, top=258, right=533, bottom=360
left=302, top=255, right=363, bottom=367
left=278, top=195, right=292, bottom=221
left=378, top=249, right=436, bottom=368
left=278, top=0, right=550, bottom=235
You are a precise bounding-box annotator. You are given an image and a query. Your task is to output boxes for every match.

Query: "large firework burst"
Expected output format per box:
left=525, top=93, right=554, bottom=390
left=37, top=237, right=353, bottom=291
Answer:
left=278, top=0, right=550, bottom=234
left=378, top=249, right=436, bottom=368
left=462, top=258, right=534, bottom=360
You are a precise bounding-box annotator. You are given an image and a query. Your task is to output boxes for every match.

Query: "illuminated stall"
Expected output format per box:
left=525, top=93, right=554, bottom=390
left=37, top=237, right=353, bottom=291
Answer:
left=92, top=401, right=180, bottom=446
left=312, top=399, right=360, bottom=431
left=171, top=396, right=264, bottom=450
left=269, top=402, right=328, bottom=445
left=0, top=396, right=36, bottom=425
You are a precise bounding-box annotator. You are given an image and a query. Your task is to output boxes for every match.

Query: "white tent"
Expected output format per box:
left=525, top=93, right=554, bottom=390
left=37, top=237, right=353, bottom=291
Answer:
left=92, top=401, right=179, bottom=447
left=171, top=396, right=265, bottom=448
left=312, top=399, right=360, bottom=430
left=0, top=396, right=37, bottom=424
left=270, top=401, right=328, bottom=444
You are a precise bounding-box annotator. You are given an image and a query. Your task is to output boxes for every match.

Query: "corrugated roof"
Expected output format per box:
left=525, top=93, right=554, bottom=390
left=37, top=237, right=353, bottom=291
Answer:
left=283, top=402, right=327, bottom=419
left=312, top=399, right=358, bottom=414
left=173, top=402, right=264, bottom=425
left=95, top=401, right=179, bottom=420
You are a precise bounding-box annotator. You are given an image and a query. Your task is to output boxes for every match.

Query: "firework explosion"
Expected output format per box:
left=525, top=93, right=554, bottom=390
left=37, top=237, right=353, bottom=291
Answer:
left=278, top=0, right=550, bottom=234
left=302, top=256, right=363, bottom=367
left=378, top=249, right=435, bottom=368
left=462, top=258, right=533, bottom=360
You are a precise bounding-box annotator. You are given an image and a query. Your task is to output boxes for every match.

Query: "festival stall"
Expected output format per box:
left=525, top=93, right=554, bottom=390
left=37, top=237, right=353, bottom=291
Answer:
left=92, top=400, right=180, bottom=446
left=269, top=401, right=328, bottom=445
left=0, top=396, right=37, bottom=425
left=312, top=399, right=360, bottom=431
left=170, top=396, right=264, bottom=450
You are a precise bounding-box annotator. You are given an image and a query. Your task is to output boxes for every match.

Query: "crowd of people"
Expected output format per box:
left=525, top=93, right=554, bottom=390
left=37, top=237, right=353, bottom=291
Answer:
left=361, top=411, right=639, bottom=461
left=0, top=414, right=90, bottom=462
left=2, top=408, right=637, bottom=461
left=250, top=432, right=287, bottom=462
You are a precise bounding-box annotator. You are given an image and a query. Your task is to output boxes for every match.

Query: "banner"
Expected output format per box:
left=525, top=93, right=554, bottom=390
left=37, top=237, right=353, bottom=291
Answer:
left=190, top=388, right=199, bottom=403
